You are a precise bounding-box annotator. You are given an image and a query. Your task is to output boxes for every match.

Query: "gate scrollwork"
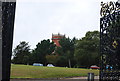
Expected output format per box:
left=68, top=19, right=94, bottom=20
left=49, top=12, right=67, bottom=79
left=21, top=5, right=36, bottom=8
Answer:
left=100, top=1, right=120, bottom=81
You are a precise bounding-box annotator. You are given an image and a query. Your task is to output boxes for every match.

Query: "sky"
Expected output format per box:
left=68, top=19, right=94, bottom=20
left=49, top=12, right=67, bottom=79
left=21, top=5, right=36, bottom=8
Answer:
left=13, top=0, right=117, bottom=49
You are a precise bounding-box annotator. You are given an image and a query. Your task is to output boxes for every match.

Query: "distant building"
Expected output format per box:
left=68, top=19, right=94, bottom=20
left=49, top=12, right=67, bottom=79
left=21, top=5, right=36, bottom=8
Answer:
left=52, top=33, right=65, bottom=47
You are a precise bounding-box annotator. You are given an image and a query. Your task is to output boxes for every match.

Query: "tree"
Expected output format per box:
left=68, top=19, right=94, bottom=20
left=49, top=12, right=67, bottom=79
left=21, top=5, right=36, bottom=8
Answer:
left=55, top=37, right=76, bottom=67
left=32, top=39, right=55, bottom=65
left=74, top=31, right=100, bottom=68
left=12, top=41, right=31, bottom=65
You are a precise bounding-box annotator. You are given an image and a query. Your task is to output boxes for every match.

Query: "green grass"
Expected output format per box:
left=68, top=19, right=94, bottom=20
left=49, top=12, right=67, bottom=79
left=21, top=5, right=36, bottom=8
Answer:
left=11, top=64, right=99, bottom=78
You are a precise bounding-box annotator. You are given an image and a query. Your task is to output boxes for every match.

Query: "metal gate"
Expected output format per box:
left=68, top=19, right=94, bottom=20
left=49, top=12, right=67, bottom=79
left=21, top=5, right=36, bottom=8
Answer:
left=100, top=1, right=120, bottom=81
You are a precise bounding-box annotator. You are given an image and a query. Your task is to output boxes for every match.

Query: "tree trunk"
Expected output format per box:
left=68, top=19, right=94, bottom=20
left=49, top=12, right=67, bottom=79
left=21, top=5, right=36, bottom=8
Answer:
left=68, top=59, right=71, bottom=68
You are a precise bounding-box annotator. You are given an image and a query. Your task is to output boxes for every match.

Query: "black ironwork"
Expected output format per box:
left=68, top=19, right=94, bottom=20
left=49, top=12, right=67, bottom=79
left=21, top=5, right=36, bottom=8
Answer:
left=100, top=1, right=120, bottom=81
left=0, top=0, right=16, bottom=81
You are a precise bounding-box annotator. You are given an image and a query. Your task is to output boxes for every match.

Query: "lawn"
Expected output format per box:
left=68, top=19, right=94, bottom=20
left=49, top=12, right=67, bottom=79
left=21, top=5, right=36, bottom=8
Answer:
left=11, top=64, right=99, bottom=78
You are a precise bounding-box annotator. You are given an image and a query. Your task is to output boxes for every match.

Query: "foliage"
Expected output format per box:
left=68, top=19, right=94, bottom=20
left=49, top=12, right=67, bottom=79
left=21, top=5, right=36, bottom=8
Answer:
left=12, top=31, right=100, bottom=68
left=46, top=55, right=59, bottom=65
left=12, top=41, right=31, bottom=65
left=55, top=37, right=77, bottom=67
left=31, top=39, right=56, bottom=65
left=74, top=31, right=100, bottom=68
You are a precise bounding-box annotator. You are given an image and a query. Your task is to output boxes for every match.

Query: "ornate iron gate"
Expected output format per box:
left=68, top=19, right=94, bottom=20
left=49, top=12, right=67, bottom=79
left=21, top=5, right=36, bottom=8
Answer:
left=100, top=1, right=120, bottom=81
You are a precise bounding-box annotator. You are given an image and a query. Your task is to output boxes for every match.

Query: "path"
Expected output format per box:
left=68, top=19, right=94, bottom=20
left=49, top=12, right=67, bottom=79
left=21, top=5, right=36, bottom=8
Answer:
left=10, top=76, right=99, bottom=81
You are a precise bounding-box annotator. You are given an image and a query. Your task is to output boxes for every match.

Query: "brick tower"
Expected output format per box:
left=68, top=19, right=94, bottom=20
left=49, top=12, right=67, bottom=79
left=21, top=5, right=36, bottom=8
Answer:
left=52, top=33, right=65, bottom=47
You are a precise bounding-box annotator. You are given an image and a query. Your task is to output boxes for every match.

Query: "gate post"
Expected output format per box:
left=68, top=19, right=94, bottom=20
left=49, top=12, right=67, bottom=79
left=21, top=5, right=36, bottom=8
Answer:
left=0, top=0, right=16, bottom=81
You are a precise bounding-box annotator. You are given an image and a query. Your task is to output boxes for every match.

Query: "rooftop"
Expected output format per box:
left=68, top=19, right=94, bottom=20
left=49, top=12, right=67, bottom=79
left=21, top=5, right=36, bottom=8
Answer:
left=52, top=33, right=65, bottom=37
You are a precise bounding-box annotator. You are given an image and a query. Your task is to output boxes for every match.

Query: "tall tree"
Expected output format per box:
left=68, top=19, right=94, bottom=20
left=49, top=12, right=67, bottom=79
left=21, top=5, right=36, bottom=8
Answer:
left=56, top=37, right=76, bottom=67
left=74, top=31, right=100, bottom=68
left=12, top=41, right=31, bottom=65
left=32, top=39, right=55, bottom=65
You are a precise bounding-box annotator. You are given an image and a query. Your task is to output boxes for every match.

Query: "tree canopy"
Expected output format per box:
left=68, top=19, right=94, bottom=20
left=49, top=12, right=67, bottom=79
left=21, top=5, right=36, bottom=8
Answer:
left=74, top=31, right=100, bottom=68
left=31, top=39, right=55, bottom=65
left=12, top=31, right=100, bottom=68
left=12, top=41, right=30, bottom=65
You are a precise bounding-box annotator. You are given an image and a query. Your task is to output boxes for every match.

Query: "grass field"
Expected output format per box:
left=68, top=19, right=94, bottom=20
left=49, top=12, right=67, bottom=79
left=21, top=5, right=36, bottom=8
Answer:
left=10, top=64, right=99, bottom=78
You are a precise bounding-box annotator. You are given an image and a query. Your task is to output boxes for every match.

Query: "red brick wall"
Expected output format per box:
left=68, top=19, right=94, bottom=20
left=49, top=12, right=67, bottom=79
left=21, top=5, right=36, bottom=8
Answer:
left=52, top=39, right=60, bottom=47
left=52, top=35, right=63, bottom=47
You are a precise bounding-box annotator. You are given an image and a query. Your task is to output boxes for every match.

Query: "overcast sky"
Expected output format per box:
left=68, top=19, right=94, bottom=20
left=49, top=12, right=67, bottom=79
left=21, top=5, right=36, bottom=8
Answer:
left=13, top=0, right=117, bottom=49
